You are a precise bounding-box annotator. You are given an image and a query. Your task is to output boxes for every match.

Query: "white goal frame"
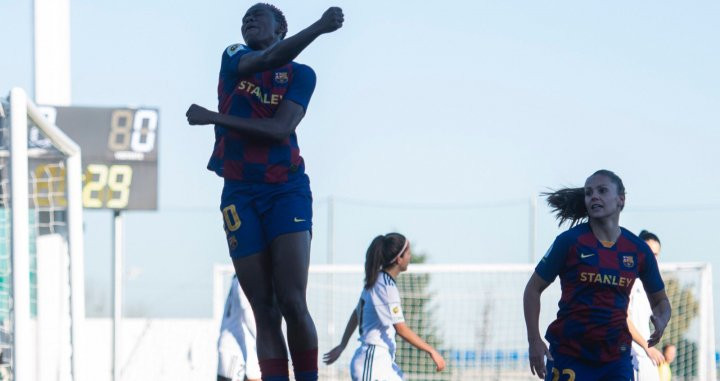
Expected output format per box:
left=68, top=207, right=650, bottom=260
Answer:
left=7, top=87, right=85, bottom=381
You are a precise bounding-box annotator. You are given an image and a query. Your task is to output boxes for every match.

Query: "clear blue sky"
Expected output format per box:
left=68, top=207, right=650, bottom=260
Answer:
left=1, top=0, right=719, bottom=336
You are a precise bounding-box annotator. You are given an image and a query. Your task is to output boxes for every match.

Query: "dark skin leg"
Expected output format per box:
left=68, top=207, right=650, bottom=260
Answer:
left=232, top=250, right=286, bottom=360
left=231, top=231, right=317, bottom=360
left=269, top=231, right=317, bottom=353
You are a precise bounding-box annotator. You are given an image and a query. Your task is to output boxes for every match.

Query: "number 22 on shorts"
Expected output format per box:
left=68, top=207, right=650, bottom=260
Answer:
left=551, top=368, right=575, bottom=381
left=222, top=204, right=241, bottom=232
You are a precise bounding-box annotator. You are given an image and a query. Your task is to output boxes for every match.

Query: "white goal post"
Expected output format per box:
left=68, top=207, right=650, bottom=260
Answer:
left=2, top=87, right=86, bottom=381
left=214, top=262, right=716, bottom=381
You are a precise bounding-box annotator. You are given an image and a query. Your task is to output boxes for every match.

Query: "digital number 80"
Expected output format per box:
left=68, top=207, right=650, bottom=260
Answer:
left=108, top=110, right=157, bottom=153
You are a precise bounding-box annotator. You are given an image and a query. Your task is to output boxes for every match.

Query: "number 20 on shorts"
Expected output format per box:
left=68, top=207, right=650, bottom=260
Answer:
left=222, top=204, right=241, bottom=232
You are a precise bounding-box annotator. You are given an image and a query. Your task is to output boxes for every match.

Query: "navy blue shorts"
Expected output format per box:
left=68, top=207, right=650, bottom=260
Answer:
left=220, top=173, right=312, bottom=258
left=545, top=350, right=634, bottom=381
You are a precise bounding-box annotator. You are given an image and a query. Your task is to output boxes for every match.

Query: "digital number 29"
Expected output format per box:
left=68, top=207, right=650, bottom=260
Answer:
left=83, top=164, right=133, bottom=209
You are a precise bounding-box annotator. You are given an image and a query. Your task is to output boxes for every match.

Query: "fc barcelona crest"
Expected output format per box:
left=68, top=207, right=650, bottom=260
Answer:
left=622, top=255, right=634, bottom=268
left=228, top=235, right=238, bottom=251
left=274, top=72, right=289, bottom=84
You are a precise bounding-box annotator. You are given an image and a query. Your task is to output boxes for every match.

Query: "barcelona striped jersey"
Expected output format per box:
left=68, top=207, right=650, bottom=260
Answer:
left=535, top=223, right=664, bottom=363
left=207, top=44, right=316, bottom=183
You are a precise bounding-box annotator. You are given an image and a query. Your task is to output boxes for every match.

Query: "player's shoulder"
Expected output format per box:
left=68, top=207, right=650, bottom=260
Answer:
left=555, top=222, right=589, bottom=244
left=369, top=272, right=398, bottom=295
left=619, top=226, right=642, bottom=244
left=379, top=271, right=397, bottom=287
left=288, top=62, right=316, bottom=78
left=224, top=43, right=250, bottom=57
left=620, top=227, right=653, bottom=255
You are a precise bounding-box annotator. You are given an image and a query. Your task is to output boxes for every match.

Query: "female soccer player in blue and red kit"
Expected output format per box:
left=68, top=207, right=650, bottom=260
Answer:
left=186, top=4, right=343, bottom=381
left=523, top=170, right=672, bottom=381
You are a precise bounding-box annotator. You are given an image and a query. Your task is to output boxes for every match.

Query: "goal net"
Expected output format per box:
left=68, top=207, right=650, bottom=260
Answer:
left=214, top=263, right=716, bottom=380
left=0, top=88, right=85, bottom=381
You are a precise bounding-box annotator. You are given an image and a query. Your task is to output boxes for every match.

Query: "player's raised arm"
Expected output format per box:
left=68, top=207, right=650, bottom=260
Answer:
left=235, top=6, right=344, bottom=77
left=323, top=308, right=358, bottom=365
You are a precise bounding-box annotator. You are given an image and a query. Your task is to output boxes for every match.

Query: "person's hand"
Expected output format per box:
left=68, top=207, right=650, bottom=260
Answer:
left=316, top=7, right=344, bottom=34
left=645, top=346, right=665, bottom=366
left=528, top=337, right=552, bottom=379
left=322, top=345, right=345, bottom=365
left=185, top=104, right=214, bottom=125
left=647, top=313, right=668, bottom=347
left=429, top=350, right=445, bottom=372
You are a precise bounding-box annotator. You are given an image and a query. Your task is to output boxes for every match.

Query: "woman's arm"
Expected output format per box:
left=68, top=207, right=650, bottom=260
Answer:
left=646, top=289, right=671, bottom=347
left=236, top=7, right=343, bottom=77
left=186, top=101, right=304, bottom=141
left=323, top=310, right=358, bottom=365
left=394, top=322, right=446, bottom=371
left=627, top=316, right=665, bottom=365
left=524, top=272, right=553, bottom=379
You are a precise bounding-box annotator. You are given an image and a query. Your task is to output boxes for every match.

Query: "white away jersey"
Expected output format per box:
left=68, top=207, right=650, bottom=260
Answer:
left=356, top=272, right=405, bottom=355
left=628, top=280, right=653, bottom=359
left=219, top=276, right=257, bottom=347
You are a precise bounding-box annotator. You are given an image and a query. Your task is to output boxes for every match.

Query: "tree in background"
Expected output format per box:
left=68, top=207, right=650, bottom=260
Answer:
left=396, top=252, right=448, bottom=380
left=658, top=276, right=699, bottom=378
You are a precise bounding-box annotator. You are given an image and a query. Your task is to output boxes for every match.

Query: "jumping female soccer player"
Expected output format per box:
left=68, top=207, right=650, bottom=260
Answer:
left=322, top=233, right=446, bottom=381
left=523, top=170, right=672, bottom=381
left=186, top=4, right=344, bottom=381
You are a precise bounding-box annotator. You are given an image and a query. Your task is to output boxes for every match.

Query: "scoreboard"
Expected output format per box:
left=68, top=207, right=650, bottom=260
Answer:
left=38, top=106, right=158, bottom=210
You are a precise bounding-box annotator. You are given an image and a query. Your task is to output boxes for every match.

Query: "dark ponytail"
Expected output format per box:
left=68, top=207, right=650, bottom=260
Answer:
left=364, top=233, right=407, bottom=289
left=543, top=187, right=587, bottom=227
left=543, top=169, right=626, bottom=227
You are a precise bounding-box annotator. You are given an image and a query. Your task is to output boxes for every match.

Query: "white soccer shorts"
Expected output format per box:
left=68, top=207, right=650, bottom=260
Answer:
left=633, top=353, right=660, bottom=381
left=350, top=344, right=404, bottom=381
left=217, top=331, right=261, bottom=380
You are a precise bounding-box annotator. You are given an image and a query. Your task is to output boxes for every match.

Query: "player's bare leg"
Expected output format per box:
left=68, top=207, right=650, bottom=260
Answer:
left=232, top=252, right=287, bottom=361
left=270, top=231, right=318, bottom=380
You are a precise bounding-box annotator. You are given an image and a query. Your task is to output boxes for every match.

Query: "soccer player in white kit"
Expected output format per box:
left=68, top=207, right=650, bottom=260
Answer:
left=323, top=233, right=445, bottom=380
left=628, top=230, right=665, bottom=381
left=218, top=275, right=261, bottom=381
